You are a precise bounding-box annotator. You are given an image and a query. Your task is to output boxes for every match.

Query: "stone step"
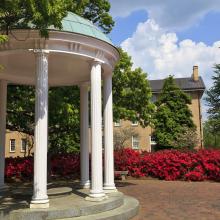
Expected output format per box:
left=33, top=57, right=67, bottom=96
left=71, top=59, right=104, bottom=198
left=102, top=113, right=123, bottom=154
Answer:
left=57, top=196, right=139, bottom=220
left=8, top=192, right=124, bottom=220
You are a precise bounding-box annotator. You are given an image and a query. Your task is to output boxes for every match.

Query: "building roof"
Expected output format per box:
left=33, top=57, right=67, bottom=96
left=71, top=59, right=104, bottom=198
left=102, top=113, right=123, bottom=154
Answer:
left=49, top=12, right=113, bottom=45
left=149, top=76, right=206, bottom=93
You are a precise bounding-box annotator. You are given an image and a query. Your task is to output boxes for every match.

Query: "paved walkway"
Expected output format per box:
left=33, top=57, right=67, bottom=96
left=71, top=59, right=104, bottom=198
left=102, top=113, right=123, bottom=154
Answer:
left=117, top=179, right=220, bottom=220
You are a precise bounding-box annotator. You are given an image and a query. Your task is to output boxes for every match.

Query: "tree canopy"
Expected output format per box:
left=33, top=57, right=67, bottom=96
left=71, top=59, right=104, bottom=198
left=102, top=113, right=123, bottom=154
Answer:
left=153, top=76, right=196, bottom=149
left=71, top=0, right=114, bottom=33
left=0, top=0, right=72, bottom=37
left=113, top=48, right=155, bottom=127
left=203, top=119, right=220, bottom=148
left=205, top=64, right=220, bottom=133
left=0, top=0, right=114, bottom=37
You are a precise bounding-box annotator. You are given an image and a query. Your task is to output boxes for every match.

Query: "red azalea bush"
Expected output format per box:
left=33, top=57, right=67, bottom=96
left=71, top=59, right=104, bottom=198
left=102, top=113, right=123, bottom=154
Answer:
left=50, top=153, right=80, bottom=178
left=5, top=153, right=80, bottom=181
left=4, top=148, right=220, bottom=182
left=5, top=157, right=33, bottom=180
left=115, top=148, right=220, bottom=181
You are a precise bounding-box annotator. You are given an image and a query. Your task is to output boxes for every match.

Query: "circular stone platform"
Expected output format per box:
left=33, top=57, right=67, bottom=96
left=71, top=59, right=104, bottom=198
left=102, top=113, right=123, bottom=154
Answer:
left=0, top=185, right=139, bottom=220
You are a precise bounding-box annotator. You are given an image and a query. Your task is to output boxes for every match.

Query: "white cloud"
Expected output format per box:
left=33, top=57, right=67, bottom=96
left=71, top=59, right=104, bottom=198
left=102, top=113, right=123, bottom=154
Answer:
left=110, top=0, right=220, bottom=30
left=121, top=19, right=220, bottom=119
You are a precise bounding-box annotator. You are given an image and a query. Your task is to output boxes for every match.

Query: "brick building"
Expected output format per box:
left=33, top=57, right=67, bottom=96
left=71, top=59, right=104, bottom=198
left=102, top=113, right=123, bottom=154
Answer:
left=5, top=66, right=205, bottom=157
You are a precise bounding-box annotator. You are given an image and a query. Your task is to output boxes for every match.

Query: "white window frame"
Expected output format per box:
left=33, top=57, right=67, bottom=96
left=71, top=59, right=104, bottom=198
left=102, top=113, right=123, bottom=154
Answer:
left=9, top=139, right=16, bottom=153
left=131, top=121, right=138, bottom=126
left=149, top=135, right=157, bottom=152
left=150, top=135, right=157, bottom=145
left=114, top=120, right=121, bottom=127
left=132, top=136, right=140, bottom=150
left=21, top=138, right=27, bottom=153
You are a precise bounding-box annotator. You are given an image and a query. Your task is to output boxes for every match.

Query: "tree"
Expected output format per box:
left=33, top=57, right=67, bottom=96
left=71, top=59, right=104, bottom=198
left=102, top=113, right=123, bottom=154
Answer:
left=113, top=48, right=155, bottom=127
left=0, top=0, right=114, bottom=37
left=71, top=0, right=114, bottom=33
left=48, top=86, right=80, bottom=153
left=113, top=126, right=139, bottom=150
left=203, top=119, right=220, bottom=149
left=170, top=126, right=199, bottom=150
left=7, top=85, right=80, bottom=153
left=205, top=64, right=220, bottom=133
left=7, top=85, right=35, bottom=135
left=0, top=0, right=72, bottom=37
left=153, top=76, right=196, bottom=149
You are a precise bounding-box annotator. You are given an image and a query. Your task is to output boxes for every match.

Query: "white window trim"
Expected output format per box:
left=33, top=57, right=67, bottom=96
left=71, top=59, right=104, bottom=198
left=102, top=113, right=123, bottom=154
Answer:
left=21, top=139, right=27, bottom=153
left=132, top=136, right=139, bottom=150
left=114, top=120, right=121, bottom=127
left=150, top=136, right=157, bottom=145
left=131, top=121, right=138, bottom=126
left=9, top=139, right=16, bottom=153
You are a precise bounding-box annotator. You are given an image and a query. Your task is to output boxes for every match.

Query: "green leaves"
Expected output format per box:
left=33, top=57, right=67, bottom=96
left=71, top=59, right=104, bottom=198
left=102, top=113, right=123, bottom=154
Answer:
left=113, top=48, right=155, bottom=127
left=204, top=64, right=220, bottom=148
left=48, top=86, right=80, bottom=153
left=71, top=0, right=114, bottom=34
left=0, top=0, right=71, bottom=37
left=205, top=64, right=220, bottom=132
left=153, top=76, right=196, bottom=149
left=0, top=0, right=114, bottom=38
left=0, top=34, right=8, bottom=43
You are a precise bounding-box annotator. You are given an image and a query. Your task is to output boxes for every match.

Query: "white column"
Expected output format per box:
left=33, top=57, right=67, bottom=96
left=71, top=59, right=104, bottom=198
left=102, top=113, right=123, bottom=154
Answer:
left=103, top=73, right=117, bottom=192
left=80, top=84, right=90, bottom=188
left=87, top=61, right=105, bottom=200
left=0, top=80, right=7, bottom=189
left=30, top=50, right=49, bottom=208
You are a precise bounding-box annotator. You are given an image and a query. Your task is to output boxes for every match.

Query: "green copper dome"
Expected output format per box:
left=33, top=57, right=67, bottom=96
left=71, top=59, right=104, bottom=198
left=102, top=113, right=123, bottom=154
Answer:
left=50, top=12, right=113, bottom=45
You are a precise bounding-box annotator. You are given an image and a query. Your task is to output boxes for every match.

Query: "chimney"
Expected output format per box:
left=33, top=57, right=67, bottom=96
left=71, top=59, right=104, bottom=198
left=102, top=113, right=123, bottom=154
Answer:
left=192, top=65, right=199, bottom=81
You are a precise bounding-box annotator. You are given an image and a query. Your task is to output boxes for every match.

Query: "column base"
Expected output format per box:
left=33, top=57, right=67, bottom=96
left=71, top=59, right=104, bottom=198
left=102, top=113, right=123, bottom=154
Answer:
left=85, top=194, right=108, bottom=202
left=103, top=185, right=117, bottom=193
left=80, top=180, right=90, bottom=189
left=30, top=199, right=49, bottom=209
left=85, top=190, right=107, bottom=201
left=104, top=189, right=118, bottom=193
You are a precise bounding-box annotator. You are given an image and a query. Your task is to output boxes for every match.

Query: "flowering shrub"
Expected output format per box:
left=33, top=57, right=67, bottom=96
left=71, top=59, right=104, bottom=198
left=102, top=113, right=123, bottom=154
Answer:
left=5, top=157, right=33, bottom=180
left=115, top=148, right=220, bottom=181
left=50, top=153, right=80, bottom=178
left=5, top=153, right=80, bottom=181
left=4, top=148, right=220, bottom=182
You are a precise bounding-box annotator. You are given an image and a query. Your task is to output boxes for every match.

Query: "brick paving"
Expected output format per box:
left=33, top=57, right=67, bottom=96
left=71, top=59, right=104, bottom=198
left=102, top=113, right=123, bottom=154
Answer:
left=117, top=179, right=220, bottom=220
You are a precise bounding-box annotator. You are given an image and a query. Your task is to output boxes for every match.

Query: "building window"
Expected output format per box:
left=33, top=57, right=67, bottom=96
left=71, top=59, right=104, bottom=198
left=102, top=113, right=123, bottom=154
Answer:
left=131, top=121, right=138, bottom=126
left=132, top=136, right=140, bottom=149
left=21, top=139, right=27, bottom=152
left=9, top=139, right=16, bottom=152
left=150, top=135, right=157, bottom=145
left=114, top=120, right=121, bottom=127
left=149, top=135, right=157, bottom=152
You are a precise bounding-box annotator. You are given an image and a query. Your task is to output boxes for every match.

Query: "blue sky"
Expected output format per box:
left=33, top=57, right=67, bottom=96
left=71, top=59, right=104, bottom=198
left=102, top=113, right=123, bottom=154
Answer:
left=108, top=0, right=220, bottom=119
left=110, top=10, right=220, bottom=47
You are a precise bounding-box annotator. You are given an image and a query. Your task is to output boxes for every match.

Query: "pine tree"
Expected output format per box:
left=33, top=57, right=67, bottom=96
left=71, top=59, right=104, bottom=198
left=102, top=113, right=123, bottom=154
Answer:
left=153, top=76, right=196, bottom=149
left=205, top=64, right=220, bottom=132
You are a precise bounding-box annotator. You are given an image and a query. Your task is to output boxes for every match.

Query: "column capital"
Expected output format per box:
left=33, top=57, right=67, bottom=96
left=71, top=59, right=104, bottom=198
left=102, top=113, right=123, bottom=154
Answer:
left=79, top=81, right=90, bottom=88
left=87, top=59, right=103, bottom=68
